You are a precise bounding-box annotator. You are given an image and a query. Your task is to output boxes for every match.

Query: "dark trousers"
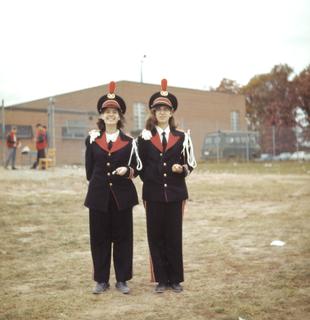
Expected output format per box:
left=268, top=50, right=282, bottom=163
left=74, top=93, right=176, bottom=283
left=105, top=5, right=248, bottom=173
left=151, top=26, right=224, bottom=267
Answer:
left=89, top=196, right=133, bottom=283
left=146, top=201, right=184, bottom=284
left=32, top=149, right=46, bottom=169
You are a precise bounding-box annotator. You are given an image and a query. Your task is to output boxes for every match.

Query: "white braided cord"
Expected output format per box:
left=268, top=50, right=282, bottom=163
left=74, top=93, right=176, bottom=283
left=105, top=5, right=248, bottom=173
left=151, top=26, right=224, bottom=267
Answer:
left=128, top=138, right=143, bottom=170
left=182, top=130, right=197, bottom=168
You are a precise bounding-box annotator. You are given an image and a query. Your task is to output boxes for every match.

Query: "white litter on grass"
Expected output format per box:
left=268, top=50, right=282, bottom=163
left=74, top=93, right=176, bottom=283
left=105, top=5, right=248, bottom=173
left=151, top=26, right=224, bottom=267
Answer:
left=239, top=317, right=246, bottom=320
left=270, top=240, right=286, bottom=246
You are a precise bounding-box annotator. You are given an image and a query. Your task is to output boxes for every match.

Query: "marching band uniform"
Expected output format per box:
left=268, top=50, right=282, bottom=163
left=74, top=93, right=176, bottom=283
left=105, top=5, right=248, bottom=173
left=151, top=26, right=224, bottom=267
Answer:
left=138, top=79, right=197, bottom=292
left=84, top=82, right=141, bottom=294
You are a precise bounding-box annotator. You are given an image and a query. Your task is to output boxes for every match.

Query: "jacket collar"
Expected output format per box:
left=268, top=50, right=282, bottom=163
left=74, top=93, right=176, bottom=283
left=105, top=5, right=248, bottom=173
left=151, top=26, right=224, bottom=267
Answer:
left=95, top=130, right=129, bottom=153
left=150, top=127, right=180, bottom=152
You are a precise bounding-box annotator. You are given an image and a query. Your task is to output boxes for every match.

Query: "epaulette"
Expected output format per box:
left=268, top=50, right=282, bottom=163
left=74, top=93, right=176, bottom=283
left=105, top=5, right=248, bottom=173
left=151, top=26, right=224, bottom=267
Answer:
left=89, top=129, right=101, bottom=144
left=141, top=129, right=152, bottom=140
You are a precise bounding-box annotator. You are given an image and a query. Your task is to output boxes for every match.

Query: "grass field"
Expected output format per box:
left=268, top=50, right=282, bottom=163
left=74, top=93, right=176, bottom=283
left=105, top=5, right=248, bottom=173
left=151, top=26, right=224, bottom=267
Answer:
left=1, top=162, right=310, bottom=320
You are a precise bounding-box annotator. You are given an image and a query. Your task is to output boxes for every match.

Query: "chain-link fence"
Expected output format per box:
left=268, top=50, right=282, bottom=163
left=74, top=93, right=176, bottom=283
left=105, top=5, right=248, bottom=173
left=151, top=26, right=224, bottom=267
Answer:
left=196, top=123, right=310, bottom=162
left=0, top=104, right=97, bottom=167
left=1, top=105, right=309, bottom=166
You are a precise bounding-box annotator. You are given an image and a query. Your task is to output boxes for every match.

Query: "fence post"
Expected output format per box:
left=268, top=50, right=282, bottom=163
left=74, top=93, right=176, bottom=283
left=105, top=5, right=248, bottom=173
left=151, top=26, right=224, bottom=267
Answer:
left=216, top=132, right=220, bottom=163
left=272, top=125, right=276, bottom=159
left=245, top=132, right=250, bottom=162
left=48, top=97, right=56, bottom=149
left=1, top=99, right=5, bottom=166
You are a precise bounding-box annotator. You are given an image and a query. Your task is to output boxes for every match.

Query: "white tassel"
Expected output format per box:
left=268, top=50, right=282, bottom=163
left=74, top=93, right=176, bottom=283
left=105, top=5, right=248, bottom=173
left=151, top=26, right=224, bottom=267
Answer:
left=128, top=138, right=143, bottom=171
left=182, top=130, right=197, bottom=168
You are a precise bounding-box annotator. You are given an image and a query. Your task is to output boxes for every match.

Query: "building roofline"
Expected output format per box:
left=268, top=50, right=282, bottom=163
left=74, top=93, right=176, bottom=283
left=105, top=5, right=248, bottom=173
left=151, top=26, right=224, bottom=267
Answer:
left=5, top=80, right=244, bottom=108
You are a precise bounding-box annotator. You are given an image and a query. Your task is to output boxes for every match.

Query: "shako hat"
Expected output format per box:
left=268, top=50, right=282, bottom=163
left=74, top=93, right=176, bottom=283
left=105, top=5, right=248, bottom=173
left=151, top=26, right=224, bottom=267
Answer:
left=148, top=79, right=178, bottom=111
left=97, top=81, right=126, bottom=114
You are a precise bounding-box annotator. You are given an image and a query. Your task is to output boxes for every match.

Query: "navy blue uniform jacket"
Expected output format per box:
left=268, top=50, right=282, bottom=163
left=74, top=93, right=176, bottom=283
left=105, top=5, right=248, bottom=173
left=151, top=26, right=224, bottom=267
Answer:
left=137, top=128, right=194, bottom=202
left=84, top=130, right=139, bottom=212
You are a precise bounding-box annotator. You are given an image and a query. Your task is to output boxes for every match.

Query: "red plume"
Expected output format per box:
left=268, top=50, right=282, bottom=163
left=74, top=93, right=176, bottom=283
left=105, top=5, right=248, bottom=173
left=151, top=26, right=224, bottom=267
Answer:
left=109, top=81, right=116, bottom=94
left=161, top=79, right=167, bottom=91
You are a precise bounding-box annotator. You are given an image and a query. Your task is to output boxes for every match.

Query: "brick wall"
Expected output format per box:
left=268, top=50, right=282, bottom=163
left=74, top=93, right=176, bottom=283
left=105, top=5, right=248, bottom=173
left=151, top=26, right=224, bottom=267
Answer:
left=2, top=81, right=246, bottom=165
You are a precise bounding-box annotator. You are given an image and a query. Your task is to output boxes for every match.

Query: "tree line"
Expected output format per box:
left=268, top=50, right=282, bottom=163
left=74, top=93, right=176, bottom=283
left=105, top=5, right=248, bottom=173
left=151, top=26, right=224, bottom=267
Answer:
left=213, top=64, right=310, bottom=154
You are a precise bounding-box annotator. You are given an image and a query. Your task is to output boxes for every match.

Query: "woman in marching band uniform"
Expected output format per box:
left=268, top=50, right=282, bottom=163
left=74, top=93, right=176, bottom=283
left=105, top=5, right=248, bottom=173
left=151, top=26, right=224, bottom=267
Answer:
left=138, top=79, right=197, bottom=293
left=84, top=82, right=141, bottom=294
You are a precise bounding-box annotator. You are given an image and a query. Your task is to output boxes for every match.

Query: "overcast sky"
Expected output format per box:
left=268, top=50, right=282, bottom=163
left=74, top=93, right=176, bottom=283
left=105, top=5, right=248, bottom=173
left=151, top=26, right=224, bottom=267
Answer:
left=0, top=0, right=309, bottom=105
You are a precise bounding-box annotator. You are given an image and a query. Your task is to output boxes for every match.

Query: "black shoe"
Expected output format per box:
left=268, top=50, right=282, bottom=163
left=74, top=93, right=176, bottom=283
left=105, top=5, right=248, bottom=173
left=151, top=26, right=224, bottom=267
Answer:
left=154, top=283, right=167, bottom=293
left=170, top=283, right=183, bottom=293
left=12, top=167, right=17, bottom=170
left=115, top=281, right=130, bottom=294
left=93, top=282, right=110, bottom=294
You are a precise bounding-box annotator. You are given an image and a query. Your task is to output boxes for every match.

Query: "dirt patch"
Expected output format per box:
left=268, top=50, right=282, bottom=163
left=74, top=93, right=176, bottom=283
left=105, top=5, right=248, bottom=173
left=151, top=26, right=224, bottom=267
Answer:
left=0, top=164, right=309, bottom=320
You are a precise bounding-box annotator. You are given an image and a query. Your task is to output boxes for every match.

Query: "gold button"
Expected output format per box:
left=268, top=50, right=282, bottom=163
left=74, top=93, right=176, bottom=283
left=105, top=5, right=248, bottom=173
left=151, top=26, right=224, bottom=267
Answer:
left=164, top=173, right=167, bottom=177
left=109, top=183, right=113, bottom=186
left=107, top=172, right=111, bottom=176
left=164, top=184, right=167, bottom=187
left=107, top=162, right=110, bottom=166
left=163, top=162, right=167, bottom=166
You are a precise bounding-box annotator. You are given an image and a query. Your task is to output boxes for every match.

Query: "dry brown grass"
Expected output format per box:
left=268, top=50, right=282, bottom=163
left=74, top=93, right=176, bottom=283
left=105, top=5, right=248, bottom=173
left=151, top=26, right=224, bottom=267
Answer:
left=1, top=162, right=310, bottom=320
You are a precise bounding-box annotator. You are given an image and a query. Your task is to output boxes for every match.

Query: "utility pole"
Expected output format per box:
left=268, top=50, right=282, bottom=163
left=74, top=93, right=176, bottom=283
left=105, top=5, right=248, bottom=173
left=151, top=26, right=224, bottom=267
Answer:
left=48, top=97, right=56, bottom=149
left=140, top=55, right=146, bottom=83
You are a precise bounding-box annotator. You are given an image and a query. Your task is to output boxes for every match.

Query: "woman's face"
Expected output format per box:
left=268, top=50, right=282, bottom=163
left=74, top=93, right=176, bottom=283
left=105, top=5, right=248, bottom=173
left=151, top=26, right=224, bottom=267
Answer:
left=155, top=106, right=172, bottom=125
left=100, top=108, right=120, bottom=126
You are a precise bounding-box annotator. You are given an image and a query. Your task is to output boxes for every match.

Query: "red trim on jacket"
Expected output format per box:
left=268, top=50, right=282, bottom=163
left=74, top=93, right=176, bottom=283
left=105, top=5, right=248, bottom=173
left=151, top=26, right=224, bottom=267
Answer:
left=95, top=133, right=129, bottom=153
left=150, top=132, right=180, bottom=152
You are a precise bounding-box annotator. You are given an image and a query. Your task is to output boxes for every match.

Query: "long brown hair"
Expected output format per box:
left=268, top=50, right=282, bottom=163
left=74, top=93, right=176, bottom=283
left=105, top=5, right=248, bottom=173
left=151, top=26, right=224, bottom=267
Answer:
left=145, top=109, right=177, bottom=131
left=96, top=109, right=125, bottom=132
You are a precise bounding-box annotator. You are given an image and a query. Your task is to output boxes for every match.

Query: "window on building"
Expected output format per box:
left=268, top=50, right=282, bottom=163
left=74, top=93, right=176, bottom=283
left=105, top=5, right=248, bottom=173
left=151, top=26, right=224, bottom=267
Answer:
left=133, top=102, right=147, bottom=131
left=62, top=120, right=87, bottom=139
left=230, top=111, right=240, bottom=131
left=0, top=125, right=14, bottom=138
left=0, top=125, right=33, bottom=139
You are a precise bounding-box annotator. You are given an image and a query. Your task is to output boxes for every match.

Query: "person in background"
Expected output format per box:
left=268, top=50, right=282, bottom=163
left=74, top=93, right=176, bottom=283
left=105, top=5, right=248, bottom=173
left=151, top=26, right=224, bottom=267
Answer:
left=31, top=123, right=47, bottom=169
left=138, top=79, right=197, bottom=293
left=5, top=126, right=19, bottom=170
left=42, top=125, right=49, bottom=151
left=84, top=81, right=142, bottom=295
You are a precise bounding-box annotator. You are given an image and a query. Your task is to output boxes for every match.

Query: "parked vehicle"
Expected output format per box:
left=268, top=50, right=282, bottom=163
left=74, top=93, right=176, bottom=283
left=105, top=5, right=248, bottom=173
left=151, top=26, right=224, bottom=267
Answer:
left=201, top=131, right=261, bottom=160
left=278, top=152, right=292, bottom=161
left=290, top=151, right=310, bottom=161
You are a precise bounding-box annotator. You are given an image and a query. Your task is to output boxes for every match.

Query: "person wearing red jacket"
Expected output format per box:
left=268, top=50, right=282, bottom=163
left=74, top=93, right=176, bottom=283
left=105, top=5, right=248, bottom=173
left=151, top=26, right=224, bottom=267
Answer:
left=5, top=127, right=18, bottom=170
left=31, top=123, right=47, bottom=169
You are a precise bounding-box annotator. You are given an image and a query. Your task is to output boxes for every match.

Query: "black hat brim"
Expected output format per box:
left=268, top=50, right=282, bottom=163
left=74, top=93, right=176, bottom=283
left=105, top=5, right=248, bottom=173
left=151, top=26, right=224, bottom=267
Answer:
left=97, top=95, right=126, bottom=114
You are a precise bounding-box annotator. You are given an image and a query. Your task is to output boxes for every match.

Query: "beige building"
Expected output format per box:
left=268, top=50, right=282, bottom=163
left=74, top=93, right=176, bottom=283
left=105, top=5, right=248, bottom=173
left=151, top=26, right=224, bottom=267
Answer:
left=1, top=81, right=246, bottom=165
